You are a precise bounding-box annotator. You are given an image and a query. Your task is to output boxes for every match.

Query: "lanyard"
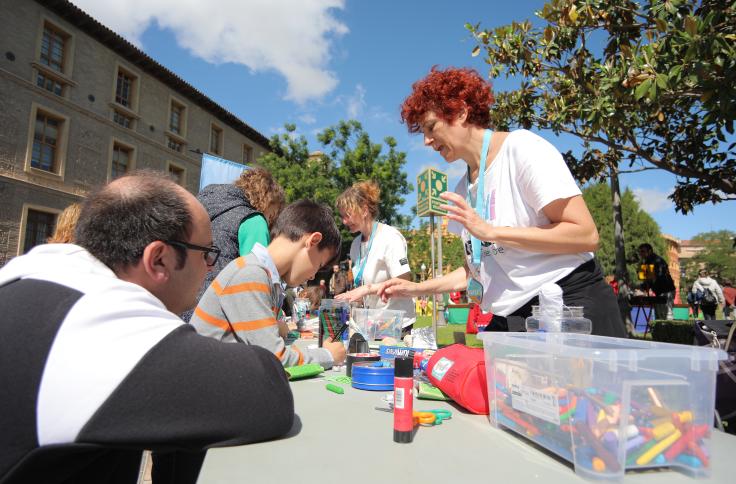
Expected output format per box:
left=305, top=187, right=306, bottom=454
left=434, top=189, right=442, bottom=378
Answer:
left=353, top=221, right=378, bottom=287
left=466, top=129, right=493, bottom=266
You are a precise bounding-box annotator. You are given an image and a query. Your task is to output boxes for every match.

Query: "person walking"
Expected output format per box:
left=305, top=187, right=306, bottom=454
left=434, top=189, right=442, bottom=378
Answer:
left=723, top=279, right=736, bottom=320
left=692, top=269, right=725, bottom=320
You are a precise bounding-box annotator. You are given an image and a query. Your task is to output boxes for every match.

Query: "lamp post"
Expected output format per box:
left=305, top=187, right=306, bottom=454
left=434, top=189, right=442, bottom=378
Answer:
left=420, top=263, right=427, bottom=282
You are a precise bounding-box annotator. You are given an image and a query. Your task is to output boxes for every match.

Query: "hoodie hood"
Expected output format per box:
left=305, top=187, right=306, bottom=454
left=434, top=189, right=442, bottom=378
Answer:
left=197, top=184, right=256, bottom=221
left=0, top=244, right=114, bottom=288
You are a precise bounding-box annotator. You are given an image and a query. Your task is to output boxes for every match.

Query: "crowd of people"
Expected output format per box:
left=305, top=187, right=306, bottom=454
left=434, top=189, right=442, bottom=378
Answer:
left=1, top=65, right=732, bottom=484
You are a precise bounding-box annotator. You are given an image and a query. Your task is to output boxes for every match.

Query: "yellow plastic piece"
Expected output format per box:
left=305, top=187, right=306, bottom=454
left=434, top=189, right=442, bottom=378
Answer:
left=636, top=429, right=682, bottom=465
left=592, top=457, right=606, bottom=472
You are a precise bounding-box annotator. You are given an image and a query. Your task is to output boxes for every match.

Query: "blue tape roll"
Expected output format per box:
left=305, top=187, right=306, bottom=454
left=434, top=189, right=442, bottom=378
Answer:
left=351, top=361, right=394, bottom=391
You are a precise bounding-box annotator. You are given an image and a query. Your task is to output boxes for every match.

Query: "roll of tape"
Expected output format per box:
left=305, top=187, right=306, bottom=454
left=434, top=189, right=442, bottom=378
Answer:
left=351, top=361, right=394, bottom=391
left=346, top=352, right=380, bottom=377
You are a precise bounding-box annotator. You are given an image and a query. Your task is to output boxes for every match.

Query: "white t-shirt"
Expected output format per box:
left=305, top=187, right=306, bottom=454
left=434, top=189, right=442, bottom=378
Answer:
left=449, top=130, right=592, bottom=317
left=349, top=223, right=416, bottom=326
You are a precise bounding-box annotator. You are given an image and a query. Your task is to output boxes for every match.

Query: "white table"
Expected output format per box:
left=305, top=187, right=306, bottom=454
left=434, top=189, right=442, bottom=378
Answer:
left=197, top=370, right=734, bottom=483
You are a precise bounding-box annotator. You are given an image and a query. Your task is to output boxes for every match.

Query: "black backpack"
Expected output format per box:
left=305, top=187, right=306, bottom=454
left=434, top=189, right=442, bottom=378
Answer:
left=702, top=287, right=718, bottom=305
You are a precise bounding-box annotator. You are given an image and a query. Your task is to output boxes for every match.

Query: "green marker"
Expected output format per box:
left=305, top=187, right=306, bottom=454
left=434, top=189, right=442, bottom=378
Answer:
left=326, top=383, right=344, bottom=394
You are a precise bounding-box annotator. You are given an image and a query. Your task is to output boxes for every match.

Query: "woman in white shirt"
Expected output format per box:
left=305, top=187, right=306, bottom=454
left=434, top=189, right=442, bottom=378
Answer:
left=335, top=180, right=416, bottom=333
left=379, top=67, right=625, bottom=337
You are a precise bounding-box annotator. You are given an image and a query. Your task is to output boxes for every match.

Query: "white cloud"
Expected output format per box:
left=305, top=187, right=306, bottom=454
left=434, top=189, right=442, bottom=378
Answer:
left=299, top=113, right=317, bottom=125
left=345, top=83, right=366, bottom=119
left=632, top=188, right=672, bottom=213
left=71, top=0, right=347, bottom=103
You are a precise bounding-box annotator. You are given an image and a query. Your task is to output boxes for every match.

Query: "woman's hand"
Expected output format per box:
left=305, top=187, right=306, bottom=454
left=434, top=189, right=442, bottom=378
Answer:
left=439, top=191, right=494, bottom=242
left=335, top=285, right=371, bottom=303
left=377, top=278, right=420, bottom=302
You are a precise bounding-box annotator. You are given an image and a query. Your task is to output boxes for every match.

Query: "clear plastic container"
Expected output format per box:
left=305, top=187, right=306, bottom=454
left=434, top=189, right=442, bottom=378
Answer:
left=525, top=305, right=592, bottom=334
left=351, top=308, right=405, bottom=341
left=478, top=332, right=727, bottom=480
left=318, top=299, right=350, bottom=346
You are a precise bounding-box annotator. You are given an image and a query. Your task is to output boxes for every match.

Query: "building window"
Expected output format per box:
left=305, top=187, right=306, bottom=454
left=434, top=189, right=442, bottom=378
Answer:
left=113, top=110, right=132, bottom=128
left=36, top=72, right=63, bottom=96
left=111, top=143, right=133, bottom=179
left=167, top=161, right=186, bottom=186
left=31, top=112, right=62, bottom=173
left=167, top=137, right=183, bottom=152
left=243, top=145, right=253, bottom=164
left=210, top=124, right=223, bottom=155
left=39, top=25, right=65, bottom=72
left=23, top=209, right=56, bottom=253
left=25, top=104, right=69, bottom=178
left=115, top=70, right=134, bottom=108
left=169, top=101, right=185, bottom=135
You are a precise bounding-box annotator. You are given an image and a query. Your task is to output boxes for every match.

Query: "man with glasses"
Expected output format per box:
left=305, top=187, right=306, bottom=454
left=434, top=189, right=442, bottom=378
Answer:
left=0, top=171, right=293, bottom=484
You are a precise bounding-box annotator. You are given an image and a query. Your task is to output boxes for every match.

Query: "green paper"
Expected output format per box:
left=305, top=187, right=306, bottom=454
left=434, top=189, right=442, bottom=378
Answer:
left=417, top=382, right=452, bottom=401
left=285, top=363, right=324, bottom=380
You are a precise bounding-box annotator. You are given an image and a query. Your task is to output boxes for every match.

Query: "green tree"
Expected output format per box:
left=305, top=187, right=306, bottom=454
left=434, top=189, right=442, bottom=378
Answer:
left=468, top=0, right=735, bottom=211
left=403, top=226, right=465, bottom=281
left=583, top=182, right=667, bottom=282
left=318, top=120, right=413, bottom=228
left=681, top=230, right=736, bottom=291
left=258, top=121, right=413, bottom=256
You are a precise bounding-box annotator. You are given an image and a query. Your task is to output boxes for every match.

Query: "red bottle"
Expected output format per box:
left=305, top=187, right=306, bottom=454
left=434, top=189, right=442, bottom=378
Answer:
left=393, top=356, right=414, bottom=443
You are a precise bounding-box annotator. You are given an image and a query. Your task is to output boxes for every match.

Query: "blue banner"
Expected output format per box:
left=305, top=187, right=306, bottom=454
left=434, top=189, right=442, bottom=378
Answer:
left=199, top=153, right=249, bottom=191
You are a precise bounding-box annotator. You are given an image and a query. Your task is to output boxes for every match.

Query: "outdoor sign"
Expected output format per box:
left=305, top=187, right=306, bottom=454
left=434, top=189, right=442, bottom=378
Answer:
left=416, top=168, right=448, bottom=216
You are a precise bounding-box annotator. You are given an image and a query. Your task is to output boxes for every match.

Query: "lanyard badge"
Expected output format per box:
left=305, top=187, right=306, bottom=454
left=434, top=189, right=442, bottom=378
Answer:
left=353, top=221, right=378, bottom=287
left=466, top=129, right=493, bottom=267
left=465, top=129, right=493, bottom=305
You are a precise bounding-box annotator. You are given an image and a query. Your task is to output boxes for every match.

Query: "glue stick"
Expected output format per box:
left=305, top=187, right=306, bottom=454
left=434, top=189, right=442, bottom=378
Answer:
left=393, top=356, right=414, bottom=443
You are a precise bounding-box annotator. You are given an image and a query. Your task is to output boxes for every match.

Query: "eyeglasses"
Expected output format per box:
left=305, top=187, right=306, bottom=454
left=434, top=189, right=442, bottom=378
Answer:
left=164, top=240, right=221, bottom=266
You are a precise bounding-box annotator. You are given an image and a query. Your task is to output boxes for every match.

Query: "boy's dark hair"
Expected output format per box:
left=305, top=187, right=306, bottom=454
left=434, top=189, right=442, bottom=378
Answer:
left=75, top=170, right=192, bottom=271
left=638, top=243, right=653, bottom=252
left=271, top=199, right=341, bottom=262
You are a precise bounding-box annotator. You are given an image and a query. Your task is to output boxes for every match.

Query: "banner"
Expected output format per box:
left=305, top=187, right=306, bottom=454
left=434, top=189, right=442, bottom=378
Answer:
left=199, top=153, right=249, bottom=191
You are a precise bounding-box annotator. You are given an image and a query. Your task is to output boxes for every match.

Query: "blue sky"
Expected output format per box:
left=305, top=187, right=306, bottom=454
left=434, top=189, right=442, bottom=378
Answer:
left=73, top=0, right=733, bottom=241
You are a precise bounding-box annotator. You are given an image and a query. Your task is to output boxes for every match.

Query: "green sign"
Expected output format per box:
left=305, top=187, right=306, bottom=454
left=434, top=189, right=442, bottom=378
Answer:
left=416, top=168, right=448, bottom=216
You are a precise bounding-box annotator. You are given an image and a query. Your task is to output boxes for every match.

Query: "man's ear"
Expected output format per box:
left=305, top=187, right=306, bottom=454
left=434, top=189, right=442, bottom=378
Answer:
left=306, top=232, right=323, bottom=248
left=457, top=106, right=468, bottom=124
left=141, top=241, right=171, bottom=283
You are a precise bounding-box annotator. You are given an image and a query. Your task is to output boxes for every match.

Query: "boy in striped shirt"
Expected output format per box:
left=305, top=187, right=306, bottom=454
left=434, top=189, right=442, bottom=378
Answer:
left=191, top=200, right=346, bottom=368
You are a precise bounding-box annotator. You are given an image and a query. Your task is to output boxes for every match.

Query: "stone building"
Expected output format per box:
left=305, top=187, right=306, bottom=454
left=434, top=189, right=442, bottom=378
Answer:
left=0, top=0, right=270, bottom=265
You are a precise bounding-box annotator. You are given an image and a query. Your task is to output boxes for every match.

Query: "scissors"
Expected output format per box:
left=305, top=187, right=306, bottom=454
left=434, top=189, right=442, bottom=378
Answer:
left=413, top=409, right=452, bottom=426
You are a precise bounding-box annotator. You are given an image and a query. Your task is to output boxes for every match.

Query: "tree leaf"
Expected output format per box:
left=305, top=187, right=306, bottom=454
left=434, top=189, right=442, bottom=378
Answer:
left=634, top=79, right=652, bottom=100
left=684, top=16, right=698, bottom=36
left=569, top=5, right=579, bottom=24
left=472, top=46, right=481, bottom=57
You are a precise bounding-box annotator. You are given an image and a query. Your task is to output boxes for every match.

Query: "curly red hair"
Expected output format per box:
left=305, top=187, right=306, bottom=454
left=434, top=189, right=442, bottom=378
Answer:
left=400, top=66, right=494, bottom=133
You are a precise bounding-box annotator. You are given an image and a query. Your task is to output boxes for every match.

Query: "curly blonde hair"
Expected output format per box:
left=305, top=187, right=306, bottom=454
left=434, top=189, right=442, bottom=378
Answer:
left=48, top=203, right=82, bottom=244
left=234, top=166, right=285, bottom=226
left=335, top=180, right=380, bottom=220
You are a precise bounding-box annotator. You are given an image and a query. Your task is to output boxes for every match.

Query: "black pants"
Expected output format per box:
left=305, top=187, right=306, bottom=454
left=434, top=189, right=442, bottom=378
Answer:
left=701, top=304, right=717, bottom=320
left=485, top=259, right=626, bottom=337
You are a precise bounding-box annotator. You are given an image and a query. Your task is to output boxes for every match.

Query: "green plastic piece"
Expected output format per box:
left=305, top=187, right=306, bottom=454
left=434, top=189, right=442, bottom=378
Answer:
left=325, top=375, right=352, bottom=385
left=417, top=382, right=452, bottom=401
left=285, top=363, right=324, bottom=380
left=326, top=383, right=344, bottom=394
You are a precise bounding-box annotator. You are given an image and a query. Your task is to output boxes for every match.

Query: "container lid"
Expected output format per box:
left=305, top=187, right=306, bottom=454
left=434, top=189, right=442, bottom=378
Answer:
left=394, top=356, right=413, bottom=377
left=477, top=332, right=728, bottom=364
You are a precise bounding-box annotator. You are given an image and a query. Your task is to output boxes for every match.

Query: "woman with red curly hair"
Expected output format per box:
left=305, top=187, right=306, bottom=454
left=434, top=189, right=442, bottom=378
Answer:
left=379, top=67, right=624, bottom=337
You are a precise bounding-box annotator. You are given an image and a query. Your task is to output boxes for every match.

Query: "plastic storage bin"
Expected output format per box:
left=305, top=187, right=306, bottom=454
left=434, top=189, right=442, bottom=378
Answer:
left=525, top=305, right=592, bottom=333
left=351, top=308, right=404, bottom=341
left=478, top=332, right=726, bottom=480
